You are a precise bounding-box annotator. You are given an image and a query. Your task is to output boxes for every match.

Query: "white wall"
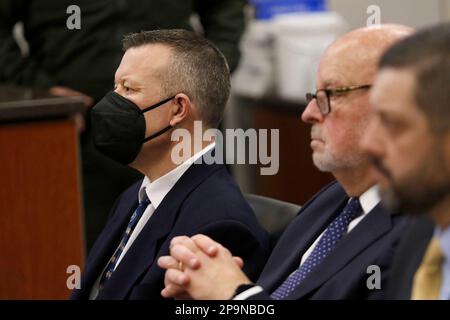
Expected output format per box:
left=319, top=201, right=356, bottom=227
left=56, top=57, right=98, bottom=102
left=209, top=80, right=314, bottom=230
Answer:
left=327, top=0, right=450, bottom=29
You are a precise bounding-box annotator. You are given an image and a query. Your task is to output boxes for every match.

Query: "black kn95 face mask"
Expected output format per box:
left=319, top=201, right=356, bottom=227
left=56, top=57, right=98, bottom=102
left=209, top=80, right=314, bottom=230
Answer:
left=91, top=91, right=175, bottom=165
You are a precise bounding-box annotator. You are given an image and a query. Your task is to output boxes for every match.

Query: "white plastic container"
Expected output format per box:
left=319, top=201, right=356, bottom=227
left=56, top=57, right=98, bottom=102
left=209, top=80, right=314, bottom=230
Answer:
left=273, top=12, right=347, bottom=101
left=232, top=20, right=276, bottom=98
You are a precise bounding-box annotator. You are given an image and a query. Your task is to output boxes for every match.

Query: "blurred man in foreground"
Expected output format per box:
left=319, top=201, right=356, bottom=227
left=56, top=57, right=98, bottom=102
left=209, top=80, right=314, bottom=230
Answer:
left=362, top=23, right=450, bottom=300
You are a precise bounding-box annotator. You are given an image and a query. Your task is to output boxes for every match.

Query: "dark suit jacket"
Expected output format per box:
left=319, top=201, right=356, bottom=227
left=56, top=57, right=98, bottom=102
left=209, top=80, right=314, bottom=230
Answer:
left=248, top=181, right=408, bottom=300
left=385, top=215, right=435, bottom=299
left=71, top=157, right=269, bottom=300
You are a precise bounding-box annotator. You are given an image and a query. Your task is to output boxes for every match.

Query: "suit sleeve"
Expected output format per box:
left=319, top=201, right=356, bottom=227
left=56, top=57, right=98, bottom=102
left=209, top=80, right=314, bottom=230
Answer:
left=0, top=0, right=55, bottom=86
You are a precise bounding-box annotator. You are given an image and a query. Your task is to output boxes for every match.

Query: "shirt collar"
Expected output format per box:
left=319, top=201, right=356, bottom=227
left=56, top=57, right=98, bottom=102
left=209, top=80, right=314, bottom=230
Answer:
left=436, top=225, right=450, bottom=260
left=358, top=184, right=380, bottom=215
left=138, top=142, right=216, bottom=209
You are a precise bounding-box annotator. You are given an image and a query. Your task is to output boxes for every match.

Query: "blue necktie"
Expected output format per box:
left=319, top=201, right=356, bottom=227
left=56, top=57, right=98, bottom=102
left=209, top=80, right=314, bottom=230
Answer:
left=270, top=197, right=363, bottom=300
left=98, top=194, right=150, bottom=289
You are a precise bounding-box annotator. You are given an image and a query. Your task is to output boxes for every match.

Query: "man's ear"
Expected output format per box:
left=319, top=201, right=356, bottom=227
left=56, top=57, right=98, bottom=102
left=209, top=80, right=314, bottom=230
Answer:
left=170, top=93, right=191, bottom=126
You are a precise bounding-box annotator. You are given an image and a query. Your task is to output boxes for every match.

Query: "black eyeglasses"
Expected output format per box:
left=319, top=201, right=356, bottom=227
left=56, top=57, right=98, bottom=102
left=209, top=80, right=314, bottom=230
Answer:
left=305, top=84, right=372, bottom=116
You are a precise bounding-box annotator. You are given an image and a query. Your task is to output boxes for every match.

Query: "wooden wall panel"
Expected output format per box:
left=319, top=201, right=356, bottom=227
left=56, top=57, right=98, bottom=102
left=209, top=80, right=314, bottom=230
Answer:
left=0, top=118, right=84, bottom=299
left=253, top=108, right=334, bottom=205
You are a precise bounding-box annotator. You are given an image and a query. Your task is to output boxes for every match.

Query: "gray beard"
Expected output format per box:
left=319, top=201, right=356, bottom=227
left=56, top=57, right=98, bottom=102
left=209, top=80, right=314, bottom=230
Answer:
left=312, top=150, right=367, bottom=172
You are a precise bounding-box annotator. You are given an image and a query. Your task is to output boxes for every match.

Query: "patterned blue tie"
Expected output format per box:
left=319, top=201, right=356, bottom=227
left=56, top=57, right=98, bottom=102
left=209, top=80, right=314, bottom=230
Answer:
left=98, top=193, right=150, bottom=289
left=270, top=197, right=363, bottom=300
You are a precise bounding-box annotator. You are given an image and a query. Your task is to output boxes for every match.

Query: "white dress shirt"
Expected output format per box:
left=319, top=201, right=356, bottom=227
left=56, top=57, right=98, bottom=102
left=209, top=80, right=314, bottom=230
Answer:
left=234, top=185, right=380, bottom=300
left=89, top=142, right=215, bottom=299
left=436, top=226, right=450, bottom=299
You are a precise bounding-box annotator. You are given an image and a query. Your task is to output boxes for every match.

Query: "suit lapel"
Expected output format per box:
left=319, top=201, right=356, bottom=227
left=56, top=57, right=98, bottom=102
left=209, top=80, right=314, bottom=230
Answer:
left=76, top=184, right=140, bottom=299
left=96, top=197, right=179, bottom=299
left=96, top=159, right=223, bottom=299
left=258, top=182, right=348, bottom=292
left=288, top=203, right=393, bottom=299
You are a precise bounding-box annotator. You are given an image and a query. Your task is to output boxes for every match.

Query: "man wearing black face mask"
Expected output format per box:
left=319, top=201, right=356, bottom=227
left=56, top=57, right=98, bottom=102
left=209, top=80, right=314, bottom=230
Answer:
left=70, top=29, right=269, bottom=300
left=92, top=92, right=176, bottom=165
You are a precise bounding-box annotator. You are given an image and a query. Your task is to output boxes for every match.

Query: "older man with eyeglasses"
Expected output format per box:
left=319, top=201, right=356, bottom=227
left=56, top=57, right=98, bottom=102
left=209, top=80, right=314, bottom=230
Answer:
left=157, top=24, right=415, bottom=300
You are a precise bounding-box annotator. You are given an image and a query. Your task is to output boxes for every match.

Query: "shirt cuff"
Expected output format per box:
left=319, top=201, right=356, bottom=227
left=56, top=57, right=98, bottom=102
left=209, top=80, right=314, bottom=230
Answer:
left=233, top=285, right=264, bottom=300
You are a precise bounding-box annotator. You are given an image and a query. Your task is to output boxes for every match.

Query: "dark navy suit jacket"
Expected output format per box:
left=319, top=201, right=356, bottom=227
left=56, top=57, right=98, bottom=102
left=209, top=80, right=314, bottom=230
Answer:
left=71, top=157, right=269, bottom=300
left=385, top=215, right=434, bottom=299
left=248, top=181, right=408, bottom=300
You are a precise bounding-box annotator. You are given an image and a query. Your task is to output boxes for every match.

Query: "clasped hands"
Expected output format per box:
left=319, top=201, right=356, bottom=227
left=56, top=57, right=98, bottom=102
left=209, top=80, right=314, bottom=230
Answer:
left=157, top=234, right=252, bottom=300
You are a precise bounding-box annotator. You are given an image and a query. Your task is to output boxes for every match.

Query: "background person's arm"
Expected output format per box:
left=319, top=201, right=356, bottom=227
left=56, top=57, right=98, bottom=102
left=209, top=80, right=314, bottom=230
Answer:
left=0, top=0, right=55, bottom=86
left=194, top=0, right=247, bottom=72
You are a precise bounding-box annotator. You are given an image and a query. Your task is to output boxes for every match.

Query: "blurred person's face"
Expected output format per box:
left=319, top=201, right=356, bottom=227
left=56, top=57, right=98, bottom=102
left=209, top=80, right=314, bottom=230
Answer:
left=361, top=68, right=450, bottom=213
left=301, top=45, right=372, bottom=173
